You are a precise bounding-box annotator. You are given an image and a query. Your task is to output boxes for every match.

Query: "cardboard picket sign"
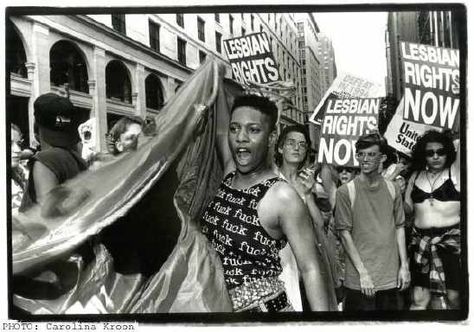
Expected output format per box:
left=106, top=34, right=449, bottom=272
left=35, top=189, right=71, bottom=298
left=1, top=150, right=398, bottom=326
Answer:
left=317, top=96, right=381, bottom=167
left=309, top=72, right=384, bottom=126
left=384, top=96, right=440, bottom=157
left=223, top=32, right=280, bottom=85
left=400, top=42, right=460, bottom=130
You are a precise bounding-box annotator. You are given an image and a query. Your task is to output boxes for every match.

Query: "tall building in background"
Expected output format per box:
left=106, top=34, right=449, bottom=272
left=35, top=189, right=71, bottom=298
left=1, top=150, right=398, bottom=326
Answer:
left=6, top=11, right=305, bottom=151
left=316, top=33, right=337, bottom=95
left=385, top=10, right=460, bottom=101
left=295, top=13, right=323, bottom=150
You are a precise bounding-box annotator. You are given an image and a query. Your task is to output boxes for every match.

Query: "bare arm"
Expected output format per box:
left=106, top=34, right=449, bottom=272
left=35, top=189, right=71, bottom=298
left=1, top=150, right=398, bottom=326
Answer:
left=277, top=185, right=330, bottom=311
left=395, top=227, right=410, bottom=291
left=339, top=230, right=375, bottom=297
left=319, top=164, right=337, bottom=210
left=33, top=161, right=59, bottom=204
left=404, top=173, right=416, bottom=216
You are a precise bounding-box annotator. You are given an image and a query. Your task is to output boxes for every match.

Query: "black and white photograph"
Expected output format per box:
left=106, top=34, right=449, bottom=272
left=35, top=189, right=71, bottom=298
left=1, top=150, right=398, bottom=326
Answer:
left=1, top=0, right=470, bottom=329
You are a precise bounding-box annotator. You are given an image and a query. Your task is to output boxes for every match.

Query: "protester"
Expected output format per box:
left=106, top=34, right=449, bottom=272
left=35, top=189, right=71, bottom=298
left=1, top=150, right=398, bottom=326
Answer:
left=11, top=124, right=29, bottom=213
left=274, top=125, right=336, bottom=311
left=201, top=94, right=330, bottom=312
left=106, top=116, right=143, bottom=155
left=405, top=130, right=460, bottom=310
left=19, top=93, right=88, bottom=212
left=335, top=132, right=410, bottom=311
left=13, top=93, right=89, bottom=313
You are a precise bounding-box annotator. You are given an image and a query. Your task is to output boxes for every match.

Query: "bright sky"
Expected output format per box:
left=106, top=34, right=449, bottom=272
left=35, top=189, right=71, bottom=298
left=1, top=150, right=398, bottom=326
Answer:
left=313, top=12, right=388, bottom=94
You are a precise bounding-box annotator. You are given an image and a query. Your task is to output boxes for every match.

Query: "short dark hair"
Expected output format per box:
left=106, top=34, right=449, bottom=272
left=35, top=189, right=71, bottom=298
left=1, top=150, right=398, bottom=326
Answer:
left=107, top=116, right=143, bottom=155
left=410, top=130, right=456, bottom=172
left=231, top=94, right=278, bottom=130
left=274, top=125, right=310, bottom=168
left=355, top=131, right=388, bottom=155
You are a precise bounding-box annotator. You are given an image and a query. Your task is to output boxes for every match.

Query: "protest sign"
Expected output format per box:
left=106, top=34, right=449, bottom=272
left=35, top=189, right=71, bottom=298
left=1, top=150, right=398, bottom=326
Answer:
left=384, top=96, right=440, bottom=156
left=309, top=72, right=384, bottom=125
left=317, top=97, right=381, bottom=166
left=400, top=42, right=460, bottom=130
left=223, top=32, right=280, bottom=85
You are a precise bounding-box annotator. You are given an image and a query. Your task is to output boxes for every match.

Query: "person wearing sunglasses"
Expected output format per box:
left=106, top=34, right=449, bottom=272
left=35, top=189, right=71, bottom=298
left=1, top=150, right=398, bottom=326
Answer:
left=335, top=132, right=409, bottom=311
left=405, top=130, right=461, bottom=310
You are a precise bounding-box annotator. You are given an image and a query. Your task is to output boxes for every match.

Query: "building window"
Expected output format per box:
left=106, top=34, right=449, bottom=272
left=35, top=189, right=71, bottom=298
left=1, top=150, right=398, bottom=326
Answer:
left=215, top=31, right=222, bottom=53
left=145, top=74, right=164, bottom=110
left=176, top=13, right=184, bottom=28
left=215, top=13, right=220, bottom=23
left=229, top=14, right=234, bottom=34
left=177, top=38, right=186, bottom=66
left=149, top=20, right=160, bottom=52
left=111, top=14, right=126, bottom=34
left=251, top=14, right=255, bottom=30
left=198, top=17, right=205, bottom=42
left=199, top=50, right=207, bottom=64
left=242, top=27, right=246, bottom=36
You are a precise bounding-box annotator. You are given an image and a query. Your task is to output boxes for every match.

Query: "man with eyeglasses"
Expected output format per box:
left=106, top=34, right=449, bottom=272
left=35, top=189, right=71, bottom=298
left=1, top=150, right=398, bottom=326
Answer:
left=334, top=132, right=410, bottom=311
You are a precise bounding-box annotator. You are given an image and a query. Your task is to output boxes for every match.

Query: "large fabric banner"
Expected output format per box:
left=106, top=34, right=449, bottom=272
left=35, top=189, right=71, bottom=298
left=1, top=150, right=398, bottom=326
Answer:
left=317, top=97, right=381, bottom=167
left=11, top=59, right=234, bottom=313
left=400, top=42, right=460, bottom=130
left=223, top=32, right=280, bottom=85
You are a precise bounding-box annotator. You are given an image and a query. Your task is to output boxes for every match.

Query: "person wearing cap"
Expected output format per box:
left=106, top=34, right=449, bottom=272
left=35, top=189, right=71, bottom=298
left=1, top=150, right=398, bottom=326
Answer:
left=19, top=93, right=88, bottom=212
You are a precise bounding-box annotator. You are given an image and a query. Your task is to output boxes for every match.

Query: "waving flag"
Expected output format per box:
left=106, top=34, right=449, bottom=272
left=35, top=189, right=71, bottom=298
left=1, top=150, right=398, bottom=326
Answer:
left=11, top=59, right=234, bottom=314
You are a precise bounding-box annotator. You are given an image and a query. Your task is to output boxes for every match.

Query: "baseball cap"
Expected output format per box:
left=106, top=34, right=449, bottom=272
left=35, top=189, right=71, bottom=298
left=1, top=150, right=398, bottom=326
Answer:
left=34, top=93, right=80, bottom=148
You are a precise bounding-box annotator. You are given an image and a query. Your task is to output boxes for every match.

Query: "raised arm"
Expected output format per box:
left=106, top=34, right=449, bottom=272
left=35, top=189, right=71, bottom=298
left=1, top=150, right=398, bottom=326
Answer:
left=275, top=184, right=331, bottom=311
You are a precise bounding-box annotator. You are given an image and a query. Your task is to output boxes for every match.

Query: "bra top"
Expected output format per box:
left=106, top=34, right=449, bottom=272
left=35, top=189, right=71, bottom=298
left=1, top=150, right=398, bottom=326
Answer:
left=411, top=168, right=460, bottom=204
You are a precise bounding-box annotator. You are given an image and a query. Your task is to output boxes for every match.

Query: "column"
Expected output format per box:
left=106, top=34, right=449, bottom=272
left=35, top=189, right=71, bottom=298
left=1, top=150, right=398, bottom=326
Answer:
left=92, top=47, right=108, bottom=152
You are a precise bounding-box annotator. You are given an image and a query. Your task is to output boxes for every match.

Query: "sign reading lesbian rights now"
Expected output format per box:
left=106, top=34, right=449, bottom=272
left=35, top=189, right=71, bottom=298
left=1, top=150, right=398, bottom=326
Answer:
left=384, top=42, right=459, bottom=156
left=400, top=42, right=460, bottom=130
left=223, top=32, right=280, bottom=85
left=317, top=97, right=381, bottom=167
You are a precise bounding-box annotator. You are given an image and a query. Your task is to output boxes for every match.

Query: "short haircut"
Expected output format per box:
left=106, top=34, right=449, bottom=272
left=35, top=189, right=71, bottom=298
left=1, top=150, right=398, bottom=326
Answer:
left=231, top=94, right=278, bottom=130
left=355, top=131, right=388, bottom=154
left=107, top=116, right=143, bottom=155
left=274, top=124, right=310, bottom=168
left=410, top=130, right=456, bottom=172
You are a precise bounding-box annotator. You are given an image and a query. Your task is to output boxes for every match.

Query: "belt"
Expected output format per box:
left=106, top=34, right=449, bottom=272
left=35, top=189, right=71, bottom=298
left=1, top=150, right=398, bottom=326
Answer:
left=238, top=291, right=291, bottom=312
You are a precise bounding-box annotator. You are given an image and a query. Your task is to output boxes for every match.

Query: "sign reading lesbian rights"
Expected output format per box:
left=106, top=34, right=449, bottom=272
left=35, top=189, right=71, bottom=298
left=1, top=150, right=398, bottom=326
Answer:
left=309, top=72, right=384, bottom=126
left=317, top=97, right=381, bottom=167
left=400, top=42, right=460, bottom=130
left=223, top=32, right=280, bottom=85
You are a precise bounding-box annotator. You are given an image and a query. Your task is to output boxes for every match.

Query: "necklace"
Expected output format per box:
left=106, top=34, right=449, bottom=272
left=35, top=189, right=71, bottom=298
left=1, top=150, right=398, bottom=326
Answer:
left=425, top=169, right=445, bottom=206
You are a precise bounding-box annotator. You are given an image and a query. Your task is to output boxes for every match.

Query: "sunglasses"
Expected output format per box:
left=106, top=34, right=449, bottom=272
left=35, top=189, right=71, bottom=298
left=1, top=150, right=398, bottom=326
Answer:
left=425, top=148, right=447, bottom=157
left=336, top=167, right=354, bottom=173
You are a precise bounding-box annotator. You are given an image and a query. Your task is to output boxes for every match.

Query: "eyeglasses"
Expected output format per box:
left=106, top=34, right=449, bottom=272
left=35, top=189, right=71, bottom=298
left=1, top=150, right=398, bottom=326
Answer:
left=284, top=139, right=308, bottom=149
left=425, top=148, right=447, bottom=157
left=355, top=151, right=380, bottom=160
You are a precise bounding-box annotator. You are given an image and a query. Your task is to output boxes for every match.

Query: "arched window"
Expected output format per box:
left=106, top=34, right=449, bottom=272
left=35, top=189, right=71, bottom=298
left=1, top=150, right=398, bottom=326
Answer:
left=6, top=21, right=27, bottom=78
left=50, top=40, right=89, bottom=93
left=145, top=74, right=164, bottom=110
left=105, top=60, right=132, bottom=104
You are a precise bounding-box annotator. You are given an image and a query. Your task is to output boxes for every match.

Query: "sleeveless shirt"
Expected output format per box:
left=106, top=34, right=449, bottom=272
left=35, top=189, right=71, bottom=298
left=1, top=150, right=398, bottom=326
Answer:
left=201, top=172, right=287, bottom=289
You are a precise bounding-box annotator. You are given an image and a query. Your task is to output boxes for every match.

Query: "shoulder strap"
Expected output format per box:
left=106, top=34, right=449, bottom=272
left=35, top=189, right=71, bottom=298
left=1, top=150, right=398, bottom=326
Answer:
left=348, top=178, right=396, bottom=209
left=384, top=178, right=396, bottom=201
